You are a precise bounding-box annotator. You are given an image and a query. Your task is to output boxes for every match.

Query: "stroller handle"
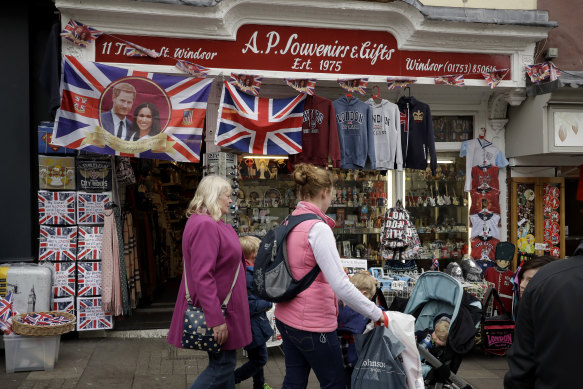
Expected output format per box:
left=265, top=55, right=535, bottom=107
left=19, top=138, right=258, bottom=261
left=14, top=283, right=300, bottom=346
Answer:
left=417, top=344, right=473, bottom=389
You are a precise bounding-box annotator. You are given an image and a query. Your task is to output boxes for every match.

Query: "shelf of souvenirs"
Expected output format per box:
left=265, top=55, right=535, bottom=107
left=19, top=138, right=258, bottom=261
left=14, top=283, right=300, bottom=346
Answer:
left=334, top=227, right=383, bottom=234
left=405, top=203, right=469, bottom=209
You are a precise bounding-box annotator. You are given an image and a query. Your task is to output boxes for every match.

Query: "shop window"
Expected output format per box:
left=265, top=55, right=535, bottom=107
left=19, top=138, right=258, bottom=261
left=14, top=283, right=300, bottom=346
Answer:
left=433, top=115, right=473, bottom=143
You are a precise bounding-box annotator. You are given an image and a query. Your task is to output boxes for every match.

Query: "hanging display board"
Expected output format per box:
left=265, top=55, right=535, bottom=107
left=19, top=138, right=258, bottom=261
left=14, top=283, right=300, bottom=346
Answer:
left=76, top=159, right=113, bottom=192
left=95, top=24, right=511, bottom=79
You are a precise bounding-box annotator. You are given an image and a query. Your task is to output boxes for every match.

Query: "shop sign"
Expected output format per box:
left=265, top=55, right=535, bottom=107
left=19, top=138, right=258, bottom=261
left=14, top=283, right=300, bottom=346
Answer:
left=95, top=24, right=510, bottom=79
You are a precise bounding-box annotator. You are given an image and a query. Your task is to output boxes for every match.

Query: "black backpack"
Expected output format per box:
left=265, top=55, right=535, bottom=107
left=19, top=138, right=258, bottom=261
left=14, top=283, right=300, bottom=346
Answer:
left=252, top=213, right=322, bottom=302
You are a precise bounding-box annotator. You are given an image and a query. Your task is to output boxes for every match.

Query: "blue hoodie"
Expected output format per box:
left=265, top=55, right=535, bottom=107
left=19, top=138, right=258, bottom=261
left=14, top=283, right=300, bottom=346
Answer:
left=333, top=96, right=375, bottom=169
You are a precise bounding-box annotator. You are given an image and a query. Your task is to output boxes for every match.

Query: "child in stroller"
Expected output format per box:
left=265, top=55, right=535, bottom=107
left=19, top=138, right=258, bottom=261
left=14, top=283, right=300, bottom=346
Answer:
left=416, top=314, right=451, bottom=377
left=402, top=271, right=482, bottom=388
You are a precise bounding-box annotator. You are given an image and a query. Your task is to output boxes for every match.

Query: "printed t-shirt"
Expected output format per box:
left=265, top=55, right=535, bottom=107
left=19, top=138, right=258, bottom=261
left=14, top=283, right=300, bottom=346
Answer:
left=470, top=236, right=500, bottom=261
left=470, top=212, right=501, bottom=239
left=471, top=165, right=500, bottom=192
left=469, top=188, right=500, bottom=215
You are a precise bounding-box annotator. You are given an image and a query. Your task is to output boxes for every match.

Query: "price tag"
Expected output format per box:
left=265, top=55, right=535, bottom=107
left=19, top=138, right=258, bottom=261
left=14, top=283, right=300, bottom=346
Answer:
left=518, top=218, right=527, bottom=226
left=391, top=280, right=406, bottom=291
left=534, top=242, right=548, bottom=251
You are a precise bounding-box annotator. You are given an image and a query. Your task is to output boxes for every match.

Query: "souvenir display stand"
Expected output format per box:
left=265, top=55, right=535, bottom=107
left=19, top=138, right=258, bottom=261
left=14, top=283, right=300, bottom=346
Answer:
left=510, top=177, right=565, bottom=267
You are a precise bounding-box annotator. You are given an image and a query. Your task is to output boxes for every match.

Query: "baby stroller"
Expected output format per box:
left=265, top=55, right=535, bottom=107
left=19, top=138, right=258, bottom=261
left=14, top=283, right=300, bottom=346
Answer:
left=403, top=271, right=482, bottom=389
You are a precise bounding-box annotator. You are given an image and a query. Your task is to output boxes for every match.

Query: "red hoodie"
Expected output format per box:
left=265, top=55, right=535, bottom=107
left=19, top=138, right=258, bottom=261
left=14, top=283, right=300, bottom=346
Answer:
left=291, top=95, right=341, bottom=168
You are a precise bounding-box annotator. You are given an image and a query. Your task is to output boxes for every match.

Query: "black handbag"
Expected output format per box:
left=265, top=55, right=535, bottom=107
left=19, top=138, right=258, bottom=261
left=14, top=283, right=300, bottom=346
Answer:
left=181, top=263, right=240, bottom=352
left=481, top=287, right=515, bottom=356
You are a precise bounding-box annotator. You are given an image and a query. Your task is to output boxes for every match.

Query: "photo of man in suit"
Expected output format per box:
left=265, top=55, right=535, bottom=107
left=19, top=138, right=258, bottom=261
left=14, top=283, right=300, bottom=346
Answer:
left=100, top=82, right=137, bottom=141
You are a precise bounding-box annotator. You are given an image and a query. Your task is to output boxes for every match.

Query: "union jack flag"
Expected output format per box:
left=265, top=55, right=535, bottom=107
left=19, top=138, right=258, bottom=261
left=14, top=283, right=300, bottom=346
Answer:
left=39, top=226, right=77, bottom=262
left=338, top=78, right=368, bottom=95
left=431, top=255, right=439, bottom=271
left=481, top=69, right=509, bottom=89
left=53, top=297, right=75, bottom=315
left=52, top=56, right=213, bottom=162
left=50, top=262, right=77, bottom=297
left=77, top=226, right=103, bottom=260
left=284, top=78, right=316, bottom=95
left=77, top=192, right=111, bottom=225
left=175, top=60, right=209, bottom=78
left=0, top=291, right=14, bottom=334
left=230, top=73, right=262, bottom=96
left=525, top=62, right=550, bottom=83
left=400, top=111, right=409, bottom=133
left=124, top=41, right=160, bottom=58
left=77, top=297, right=113, bottom=331
left=60, top=19, right=102, bottom=48
left=435, top=75, right=465, bottom=86
left=387, top=77, right=417, bottom=90
left=76, top=262, right=102, bottom=297
left=38, top=191, right=76, bottom=225
left=215, top=81, right=306, bottom=155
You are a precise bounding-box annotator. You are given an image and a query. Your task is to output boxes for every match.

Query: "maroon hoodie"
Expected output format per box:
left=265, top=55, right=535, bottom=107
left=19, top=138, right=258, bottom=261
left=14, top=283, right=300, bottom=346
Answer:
left=291, top=95, right=341, bottom=168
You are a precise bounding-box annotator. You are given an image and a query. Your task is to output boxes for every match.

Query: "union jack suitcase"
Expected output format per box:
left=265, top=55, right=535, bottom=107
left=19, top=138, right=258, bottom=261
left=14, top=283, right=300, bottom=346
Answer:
left=0, top=263, right=52, bottom=315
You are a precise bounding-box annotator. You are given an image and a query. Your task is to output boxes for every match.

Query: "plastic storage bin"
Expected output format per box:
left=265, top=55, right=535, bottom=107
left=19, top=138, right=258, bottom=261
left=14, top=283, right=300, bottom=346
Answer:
left=3, top=334, right=60, bottom=373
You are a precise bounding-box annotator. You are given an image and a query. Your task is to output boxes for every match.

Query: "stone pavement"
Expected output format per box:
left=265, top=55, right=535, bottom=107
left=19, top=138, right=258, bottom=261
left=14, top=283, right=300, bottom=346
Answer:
left=1, top=335, right=508, bottom=389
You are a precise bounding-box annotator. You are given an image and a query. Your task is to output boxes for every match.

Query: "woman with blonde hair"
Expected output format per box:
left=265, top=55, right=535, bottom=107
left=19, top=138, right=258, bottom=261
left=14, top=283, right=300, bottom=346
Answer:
left=167, top=175, right=251, bottom=389
left=274, top=163, right=384, bottom=389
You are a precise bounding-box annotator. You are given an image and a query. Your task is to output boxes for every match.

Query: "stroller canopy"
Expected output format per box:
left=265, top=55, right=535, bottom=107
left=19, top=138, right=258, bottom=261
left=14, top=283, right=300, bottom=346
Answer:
left=404, top=271, right=463, bottom=333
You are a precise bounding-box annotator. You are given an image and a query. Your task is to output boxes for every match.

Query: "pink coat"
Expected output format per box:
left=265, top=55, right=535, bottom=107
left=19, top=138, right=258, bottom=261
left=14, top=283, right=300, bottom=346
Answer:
left=167, top=214, right=251, bottom=350
left=275, top=201, right=339, bottom=332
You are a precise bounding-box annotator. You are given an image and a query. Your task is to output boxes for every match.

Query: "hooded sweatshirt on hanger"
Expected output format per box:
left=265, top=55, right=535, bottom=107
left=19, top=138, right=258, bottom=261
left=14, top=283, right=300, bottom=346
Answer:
left=365, top=98, right=403, bottom=170
left=397, top=96, right=437, bottom=175
left=333, top=96, right=375, bottom=169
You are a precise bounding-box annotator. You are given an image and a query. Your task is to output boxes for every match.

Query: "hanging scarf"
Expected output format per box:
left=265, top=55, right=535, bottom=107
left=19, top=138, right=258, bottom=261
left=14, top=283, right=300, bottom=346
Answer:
left=114, top=206, right=131, bottom=316
left=102, top=208, right=123, bottom=316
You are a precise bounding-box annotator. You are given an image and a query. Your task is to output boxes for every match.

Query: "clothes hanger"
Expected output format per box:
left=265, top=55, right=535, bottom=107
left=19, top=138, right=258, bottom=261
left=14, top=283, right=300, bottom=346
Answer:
left=372, top=85, right=382, bottom=103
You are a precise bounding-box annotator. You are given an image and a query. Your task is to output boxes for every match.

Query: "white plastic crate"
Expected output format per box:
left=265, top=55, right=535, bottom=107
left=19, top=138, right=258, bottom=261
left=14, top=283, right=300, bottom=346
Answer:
left=3, top=334, right=60, bottom=373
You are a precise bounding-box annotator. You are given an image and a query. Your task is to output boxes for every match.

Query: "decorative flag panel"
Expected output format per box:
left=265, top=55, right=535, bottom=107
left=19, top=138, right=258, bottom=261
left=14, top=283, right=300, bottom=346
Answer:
left=53, top=296, right=75, bottom=316
left=51, top=56, right=213, bottom=162
left=77, top=226, right=103, bottom=260
left=39, top=155, right=76, bottom=190
left=38, top=191, right=76, bottom=225
left=77, top=297, right=113, bottom=331
left=215, top=81, right=305, bottom=155
left=76, top=262, right=102, bottom=297
left=39, top=226, right=78, bottom=262
left=48, top=262, right=76, bottom=297
left=76, top=159, right=113, bottom=192
left=76, top=192, right=111, bottom=225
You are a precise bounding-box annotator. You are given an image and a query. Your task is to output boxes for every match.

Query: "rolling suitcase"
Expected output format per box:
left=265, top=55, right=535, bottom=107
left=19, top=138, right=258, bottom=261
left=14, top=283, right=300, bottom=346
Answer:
left=0, top=263, right=52, bottom=315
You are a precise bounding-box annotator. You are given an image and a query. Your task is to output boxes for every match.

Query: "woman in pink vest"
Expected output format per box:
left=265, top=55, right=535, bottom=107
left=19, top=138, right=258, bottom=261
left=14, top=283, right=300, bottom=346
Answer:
left=275, top=163, right=383, bottom=389
left=167, top=175, right=251, bottom=389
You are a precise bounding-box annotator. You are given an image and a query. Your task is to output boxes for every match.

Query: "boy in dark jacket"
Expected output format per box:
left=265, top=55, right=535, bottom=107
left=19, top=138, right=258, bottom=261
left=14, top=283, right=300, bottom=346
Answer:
left=235, top=236, right=274, bottom=389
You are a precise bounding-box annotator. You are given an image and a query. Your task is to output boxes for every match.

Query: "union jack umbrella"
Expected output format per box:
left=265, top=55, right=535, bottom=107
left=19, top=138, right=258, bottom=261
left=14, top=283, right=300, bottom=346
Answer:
left=175, top=60, right=210, bottom=78
left=77, top=297, right=113, bottom=331
left=77, top=226, right=103, bottom=260
left=39, top=226, right=78, bottom=262
left=337, top=78, right=368, bottom=95
left=38, top=191, right=76, bottom=225
left=76, top=262, right=102, bottom=297
left=124, top=41, right=160, bottom=58
left=50, top=262, right=77, bottom=297
left=77, top=192, right=111, bottom=225
left=230, top=73, right=263, bottom=96
left=51, top=56, right=213, bottom=162
left=481, top=69, right=509, bottom=89
left=284, top=78, right=316, bottom=95
left=387, top=77, right=417, bottom=90
left=53, top=297, right=75, bottom=315
left=215, top=81, right=306, bottom=155
left=435, top=75, right=465, bottom=86
left=60, top=19, right=102, bottom=48
left=0, top=292, right=14, bottom=334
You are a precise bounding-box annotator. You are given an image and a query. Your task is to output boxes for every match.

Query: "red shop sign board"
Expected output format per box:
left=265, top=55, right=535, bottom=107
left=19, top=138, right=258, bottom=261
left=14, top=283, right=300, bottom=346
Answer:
left=95, top=24, right=510, bottom=79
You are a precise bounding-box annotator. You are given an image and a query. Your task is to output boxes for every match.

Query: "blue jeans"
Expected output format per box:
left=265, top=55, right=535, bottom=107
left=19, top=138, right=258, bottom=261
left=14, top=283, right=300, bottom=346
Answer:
left=276, top=319, right=345, bottom=389
left=189, top=349, right=237, bottom=389
left=234, top=344, right=268, bottom=389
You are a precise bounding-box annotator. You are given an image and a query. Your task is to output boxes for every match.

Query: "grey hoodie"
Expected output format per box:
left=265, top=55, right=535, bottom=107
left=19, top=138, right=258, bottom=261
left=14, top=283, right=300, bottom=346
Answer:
left=333, top=96, right=375, bottom=169
left=365, top=98, right=403, bottom=170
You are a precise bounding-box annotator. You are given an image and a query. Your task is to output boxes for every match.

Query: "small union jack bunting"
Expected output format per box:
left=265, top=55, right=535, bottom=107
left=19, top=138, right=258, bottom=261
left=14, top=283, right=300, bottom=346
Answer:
left=435, top=75, right=465, bottom=86
left=387, top=77, right=417, bottom=90
left=124, top=41, right=160, bottom=58
left=38, top=191, right=76, bottom=225
left=482, top=69, right=509, bottom=89
left=175, top=60, right=210, bottom=78
left=525, top=62, right=562, bottom=83
left=39, top=226, right=78, bottom=262
left=338, top=78, right=368, bottom=95
left=284, top=78, right=316, bottom=95
left=0, top=292, right=15, bottom=334
left=77, top=192, right=111, bottom=225
left=60, top=19, right=102, bottom=48
left=230, top=73, right=263, bottom=96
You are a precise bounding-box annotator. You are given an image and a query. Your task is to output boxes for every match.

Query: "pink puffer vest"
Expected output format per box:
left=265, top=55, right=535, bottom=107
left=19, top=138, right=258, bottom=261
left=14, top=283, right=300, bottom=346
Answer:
left=274, top=201, right=338, bottom=332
